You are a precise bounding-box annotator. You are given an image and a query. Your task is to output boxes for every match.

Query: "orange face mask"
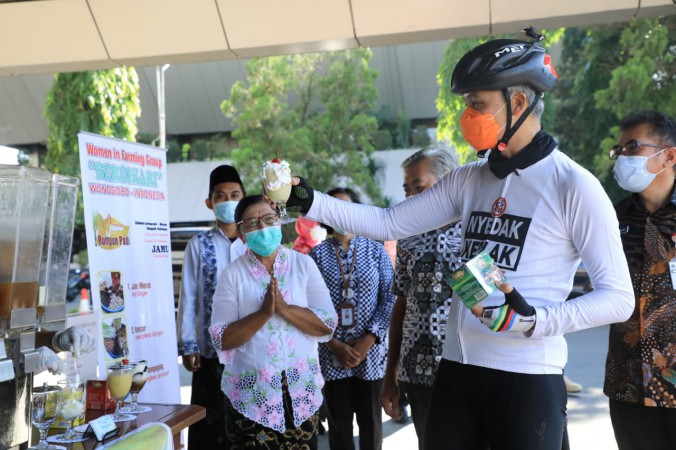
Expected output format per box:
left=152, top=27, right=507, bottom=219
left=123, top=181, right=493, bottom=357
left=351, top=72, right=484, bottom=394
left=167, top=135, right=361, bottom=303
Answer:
left=459, top=106, right=507, bottom=152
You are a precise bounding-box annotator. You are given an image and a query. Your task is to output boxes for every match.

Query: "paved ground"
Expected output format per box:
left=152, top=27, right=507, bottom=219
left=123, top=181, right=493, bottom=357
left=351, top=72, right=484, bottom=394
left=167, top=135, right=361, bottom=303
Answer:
left=179, top=325, right=619, bottom=449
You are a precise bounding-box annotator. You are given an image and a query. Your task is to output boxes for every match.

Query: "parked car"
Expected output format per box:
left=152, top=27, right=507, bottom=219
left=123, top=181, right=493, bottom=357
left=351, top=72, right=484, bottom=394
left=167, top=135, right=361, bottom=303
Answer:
left=66, top=268, right=90, bottom=303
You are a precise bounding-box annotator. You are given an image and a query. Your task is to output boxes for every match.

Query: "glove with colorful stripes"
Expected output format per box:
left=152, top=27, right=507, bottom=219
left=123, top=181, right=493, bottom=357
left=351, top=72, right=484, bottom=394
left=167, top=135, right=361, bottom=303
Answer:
left=479, top=283, right=536, bottom=333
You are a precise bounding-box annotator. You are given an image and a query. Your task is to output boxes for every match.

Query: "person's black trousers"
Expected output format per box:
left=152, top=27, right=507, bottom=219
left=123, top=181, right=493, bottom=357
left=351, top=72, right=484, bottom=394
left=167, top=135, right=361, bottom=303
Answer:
left=188, top=356, right=229, bottom=449
left=323, top=377, right=383, bottom=450
left=610, top=398, right=676, bottom=450
left=399, top=381, right=433, bottom=450
left=424, top=359, right=567, bottom=450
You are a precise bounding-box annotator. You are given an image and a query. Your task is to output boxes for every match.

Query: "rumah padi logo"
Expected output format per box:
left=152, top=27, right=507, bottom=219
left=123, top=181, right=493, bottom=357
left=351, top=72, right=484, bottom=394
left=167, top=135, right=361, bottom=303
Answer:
left=93, top=212, right=131, bottom=249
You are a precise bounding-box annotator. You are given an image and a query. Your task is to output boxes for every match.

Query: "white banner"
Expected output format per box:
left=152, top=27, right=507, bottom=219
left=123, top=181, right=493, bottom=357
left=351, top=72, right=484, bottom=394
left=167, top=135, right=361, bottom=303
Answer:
left=78, top=132, right=180, bottom=404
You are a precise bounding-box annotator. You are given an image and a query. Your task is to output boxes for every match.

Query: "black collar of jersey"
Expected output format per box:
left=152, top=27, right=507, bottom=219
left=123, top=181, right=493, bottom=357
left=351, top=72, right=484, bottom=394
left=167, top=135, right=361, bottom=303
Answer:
left=487, top=130, right=557, bottom=179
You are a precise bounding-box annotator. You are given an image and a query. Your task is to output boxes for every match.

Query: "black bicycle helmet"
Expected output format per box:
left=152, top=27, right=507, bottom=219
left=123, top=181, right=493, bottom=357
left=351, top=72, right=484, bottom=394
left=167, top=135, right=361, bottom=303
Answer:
left=451, top=36, right=558, bottom=95
left=451, top=28, right=559, bottom=155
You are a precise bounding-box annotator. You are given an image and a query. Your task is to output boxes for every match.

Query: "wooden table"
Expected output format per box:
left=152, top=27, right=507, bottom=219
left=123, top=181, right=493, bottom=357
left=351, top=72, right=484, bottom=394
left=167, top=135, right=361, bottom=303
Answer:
left=45, top=403, right=206, bottom=449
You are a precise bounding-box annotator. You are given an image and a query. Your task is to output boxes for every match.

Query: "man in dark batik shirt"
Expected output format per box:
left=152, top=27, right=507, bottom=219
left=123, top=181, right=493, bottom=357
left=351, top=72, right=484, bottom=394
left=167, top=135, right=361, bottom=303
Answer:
left=605, top=111, right=676, bottom=450
left=380, top=147, right=462, bottom=450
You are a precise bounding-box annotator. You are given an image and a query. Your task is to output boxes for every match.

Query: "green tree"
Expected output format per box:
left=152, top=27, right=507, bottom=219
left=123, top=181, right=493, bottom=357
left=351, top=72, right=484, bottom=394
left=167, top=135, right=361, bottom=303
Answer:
left=188, top=134, right=235, bottom=161
left=44, top=68, right=141, bottom=224
left=554, top=17, right=675, bottom=202
left=436, top=29, right=564, bottom=164
left=221, top=49, right=384, bottom=205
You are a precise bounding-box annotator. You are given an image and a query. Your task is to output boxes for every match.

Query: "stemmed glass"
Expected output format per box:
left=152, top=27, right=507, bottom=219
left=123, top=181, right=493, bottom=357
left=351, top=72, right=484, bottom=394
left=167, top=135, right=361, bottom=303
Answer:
left=261, top=157, right=296, bottom=225
left=29, top=383, right=62, bottom=449
left=107, top=362, right=136, bottom=422
left=55, top=380, right=85, bottom=442
left=120, top=360, right=150, bottom=414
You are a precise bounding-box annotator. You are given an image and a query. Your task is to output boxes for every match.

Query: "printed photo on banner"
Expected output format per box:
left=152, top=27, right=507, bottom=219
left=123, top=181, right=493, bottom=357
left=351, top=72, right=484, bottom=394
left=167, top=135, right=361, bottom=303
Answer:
left=102, top=315, right=129, bottom=360
left=93, top=211, right=130, bottom=250
left=98, top=271, right=125, bottom=313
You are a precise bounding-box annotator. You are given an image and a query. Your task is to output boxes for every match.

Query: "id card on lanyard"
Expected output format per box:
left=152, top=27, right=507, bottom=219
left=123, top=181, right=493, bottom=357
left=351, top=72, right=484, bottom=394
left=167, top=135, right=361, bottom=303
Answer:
left=334, top=240, right=358, bottom=329
left=670, top=233, right=676, bottom=290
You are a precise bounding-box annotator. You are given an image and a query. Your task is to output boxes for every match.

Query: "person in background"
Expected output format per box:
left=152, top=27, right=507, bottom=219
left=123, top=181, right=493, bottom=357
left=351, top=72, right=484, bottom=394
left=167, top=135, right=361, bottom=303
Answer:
left=209, top=195, right=337, bottom=449
left=293, top=215, right=327, bottom=255
left=280, top=29, right=634, bottom=449
left=380, top=146, right=462, bottom=450
left=309, top=187, right=396, bottom=450
left=176, top=164, right=246, bottom=449
left=605, top=111, right=676, bottom=450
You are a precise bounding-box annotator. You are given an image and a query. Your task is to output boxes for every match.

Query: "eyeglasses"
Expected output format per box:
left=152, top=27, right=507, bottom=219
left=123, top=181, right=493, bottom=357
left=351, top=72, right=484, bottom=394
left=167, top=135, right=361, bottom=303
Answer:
left=237, top=213, right=278, bottom=229
left=608, top=140, right=668, bottom=160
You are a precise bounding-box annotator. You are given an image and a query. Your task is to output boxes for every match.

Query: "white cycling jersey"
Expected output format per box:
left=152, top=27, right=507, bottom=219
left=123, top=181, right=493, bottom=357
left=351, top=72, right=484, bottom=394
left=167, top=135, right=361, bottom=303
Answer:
left=307, top=148, right=633, bottom=374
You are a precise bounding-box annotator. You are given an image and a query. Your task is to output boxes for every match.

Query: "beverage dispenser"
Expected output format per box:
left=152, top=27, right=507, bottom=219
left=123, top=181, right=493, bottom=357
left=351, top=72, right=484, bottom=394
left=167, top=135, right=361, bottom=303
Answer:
left=0, top=165, right=79, bottom=450
left=38, top=174, right=80, bottom=332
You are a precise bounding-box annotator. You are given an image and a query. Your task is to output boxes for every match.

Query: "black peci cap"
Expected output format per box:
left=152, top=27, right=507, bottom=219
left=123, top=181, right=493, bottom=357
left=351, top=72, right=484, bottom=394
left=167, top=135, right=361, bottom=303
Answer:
left=209, top=165, right=244, bottom=196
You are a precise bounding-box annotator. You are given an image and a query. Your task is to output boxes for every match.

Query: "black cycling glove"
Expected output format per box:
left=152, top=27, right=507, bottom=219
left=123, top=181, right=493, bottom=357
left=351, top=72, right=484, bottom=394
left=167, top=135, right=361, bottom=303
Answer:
left=285, top=177, right=315, bottom=214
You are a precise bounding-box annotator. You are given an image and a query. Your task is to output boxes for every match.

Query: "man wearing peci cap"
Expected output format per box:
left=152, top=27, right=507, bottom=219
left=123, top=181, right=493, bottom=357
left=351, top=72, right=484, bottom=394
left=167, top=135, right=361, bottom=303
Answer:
left=280, top=28, right=634, bottom=450
left=177, top=164, right=247, bottom=448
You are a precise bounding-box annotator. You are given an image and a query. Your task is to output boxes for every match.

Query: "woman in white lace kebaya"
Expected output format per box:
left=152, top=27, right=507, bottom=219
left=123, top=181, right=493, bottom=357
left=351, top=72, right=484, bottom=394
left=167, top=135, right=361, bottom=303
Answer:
left=209, top=195, right=338, bottom=449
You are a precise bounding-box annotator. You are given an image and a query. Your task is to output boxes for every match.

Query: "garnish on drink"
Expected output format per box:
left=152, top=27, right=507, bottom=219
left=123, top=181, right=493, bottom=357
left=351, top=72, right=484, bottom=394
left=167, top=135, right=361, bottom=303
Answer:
left=261, top=158, right=295, bottom=225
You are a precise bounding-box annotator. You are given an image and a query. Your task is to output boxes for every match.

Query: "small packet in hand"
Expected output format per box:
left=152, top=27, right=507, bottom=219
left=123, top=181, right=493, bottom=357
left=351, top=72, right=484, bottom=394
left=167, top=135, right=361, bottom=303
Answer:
left=446, top=250, right=505, bottom=310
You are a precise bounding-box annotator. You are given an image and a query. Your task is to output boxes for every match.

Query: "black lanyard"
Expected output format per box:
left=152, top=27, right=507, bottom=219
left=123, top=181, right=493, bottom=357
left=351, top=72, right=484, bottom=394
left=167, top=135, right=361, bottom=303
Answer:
left=332, top=239, right=358, bottom=301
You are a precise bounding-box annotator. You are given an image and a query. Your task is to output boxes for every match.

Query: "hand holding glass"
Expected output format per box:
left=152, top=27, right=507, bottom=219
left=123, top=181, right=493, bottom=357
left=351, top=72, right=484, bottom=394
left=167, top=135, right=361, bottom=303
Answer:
left=261, top=158, right=295, bottom=225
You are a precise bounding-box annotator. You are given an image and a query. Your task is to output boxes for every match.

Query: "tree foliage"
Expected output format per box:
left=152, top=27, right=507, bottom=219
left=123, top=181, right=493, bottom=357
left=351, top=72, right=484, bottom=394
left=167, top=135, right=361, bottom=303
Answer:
left=436, top=29, right=564, bottom=164
left=553, top=17, right=675, bottom=202
left=221, top=49, right=384, bottom=205
left=44, top=68, right=141, bottom=225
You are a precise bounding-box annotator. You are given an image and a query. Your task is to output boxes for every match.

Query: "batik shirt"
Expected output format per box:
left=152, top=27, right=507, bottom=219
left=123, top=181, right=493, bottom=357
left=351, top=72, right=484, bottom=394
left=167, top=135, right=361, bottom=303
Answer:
left=177, top=227, right=246, bottom=358
left=209, top=247, right=337, bottom=432
left=309, top=236, right=396, bottom=381
left=605, top=187, right=676, bottom=408
left=395, top=223, right=463, bottom=386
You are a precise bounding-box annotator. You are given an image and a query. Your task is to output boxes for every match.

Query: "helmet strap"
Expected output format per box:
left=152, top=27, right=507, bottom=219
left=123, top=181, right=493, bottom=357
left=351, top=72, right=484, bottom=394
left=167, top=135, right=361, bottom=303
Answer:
left=495, top=89, right=540, bottom=151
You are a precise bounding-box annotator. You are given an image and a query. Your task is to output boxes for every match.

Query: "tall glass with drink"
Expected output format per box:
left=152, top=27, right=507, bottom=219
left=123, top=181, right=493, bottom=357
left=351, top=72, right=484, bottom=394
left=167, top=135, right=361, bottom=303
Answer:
left=261, top=158, right=296, bottom=225
left=120, top=360, right=150, bottom=414
left=107, top=361, right=136, bottom=422
left=55, top=380, right=85, bottom=442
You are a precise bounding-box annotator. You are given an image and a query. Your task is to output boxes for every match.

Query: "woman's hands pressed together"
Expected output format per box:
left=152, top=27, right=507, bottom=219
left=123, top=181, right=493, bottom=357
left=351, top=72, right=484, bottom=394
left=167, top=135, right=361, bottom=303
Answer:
left=261, top=276, right=290, bottom=319
left=261, top=274, right=332, bottom=336
left=262, top=276, right=277, bottom=317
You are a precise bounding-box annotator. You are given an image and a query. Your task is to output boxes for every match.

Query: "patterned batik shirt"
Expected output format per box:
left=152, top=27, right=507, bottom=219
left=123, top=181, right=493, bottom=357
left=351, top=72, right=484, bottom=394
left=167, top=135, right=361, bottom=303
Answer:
left=395, top=222, right=462, bottom=386
left=309, top=236, right=396, bottom=381
left=605, top=187, right=676, bottom=408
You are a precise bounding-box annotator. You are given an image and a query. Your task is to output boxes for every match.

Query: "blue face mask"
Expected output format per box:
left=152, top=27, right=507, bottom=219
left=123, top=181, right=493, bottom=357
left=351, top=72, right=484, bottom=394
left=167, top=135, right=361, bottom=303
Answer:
left=613, top=151, right=665, bottom=193
left=245, top=226, right=282, bottom=257
left=214, top=201, right=238, bottom=224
